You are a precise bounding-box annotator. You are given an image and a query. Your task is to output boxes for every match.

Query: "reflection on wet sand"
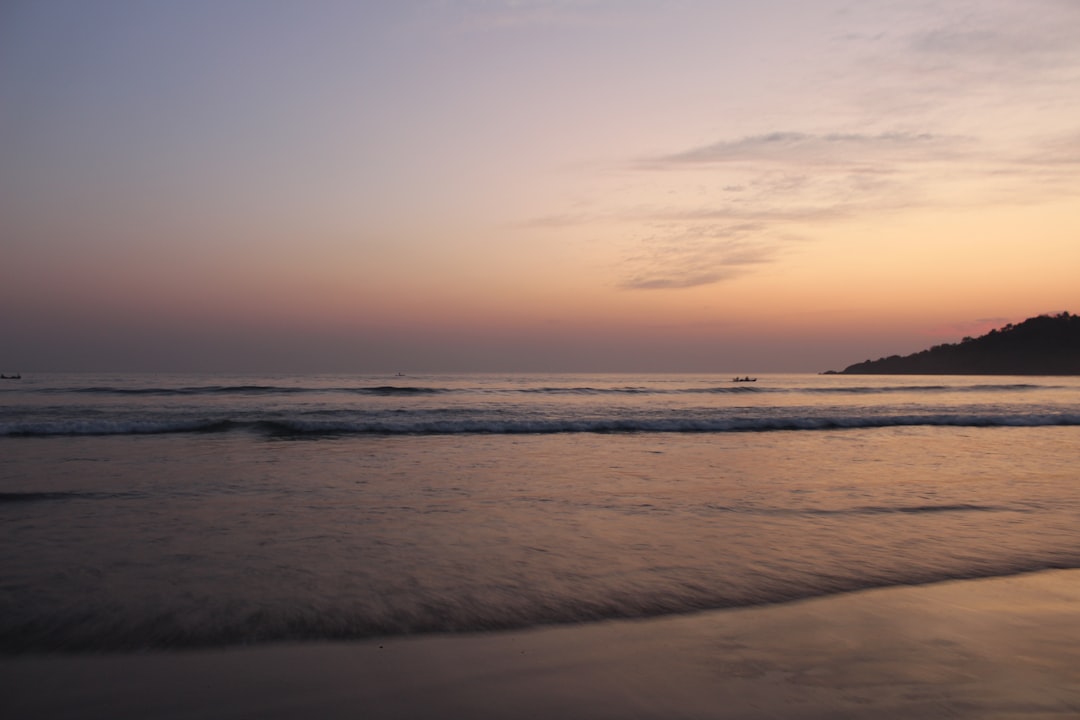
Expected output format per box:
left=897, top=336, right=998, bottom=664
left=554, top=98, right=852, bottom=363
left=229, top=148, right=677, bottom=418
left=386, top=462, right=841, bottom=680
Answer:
left=5, top=569, right=1080, bottom=719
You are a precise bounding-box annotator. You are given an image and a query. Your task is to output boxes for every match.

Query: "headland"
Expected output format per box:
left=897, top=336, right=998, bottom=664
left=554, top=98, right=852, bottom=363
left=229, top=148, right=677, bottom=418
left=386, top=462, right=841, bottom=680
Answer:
left=835, top=312, right=1080, bottom=374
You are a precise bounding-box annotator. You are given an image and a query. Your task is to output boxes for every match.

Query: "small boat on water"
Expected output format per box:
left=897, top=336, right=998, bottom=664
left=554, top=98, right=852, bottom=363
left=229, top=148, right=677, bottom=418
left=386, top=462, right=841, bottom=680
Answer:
left=1, top=373, right=21, bottom=380
left=732, top=376, right=757, bottom=382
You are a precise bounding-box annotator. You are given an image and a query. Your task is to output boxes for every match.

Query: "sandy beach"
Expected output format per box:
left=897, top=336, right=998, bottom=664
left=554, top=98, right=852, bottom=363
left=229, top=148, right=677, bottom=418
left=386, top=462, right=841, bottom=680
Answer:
left=5, top=569, right=1080, bottom=719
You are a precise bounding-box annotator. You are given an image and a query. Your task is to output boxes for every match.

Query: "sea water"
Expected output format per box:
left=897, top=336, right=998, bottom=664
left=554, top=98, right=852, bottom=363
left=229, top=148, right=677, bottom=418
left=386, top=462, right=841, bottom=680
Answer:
left=2, top=373, right=1079, bottom=652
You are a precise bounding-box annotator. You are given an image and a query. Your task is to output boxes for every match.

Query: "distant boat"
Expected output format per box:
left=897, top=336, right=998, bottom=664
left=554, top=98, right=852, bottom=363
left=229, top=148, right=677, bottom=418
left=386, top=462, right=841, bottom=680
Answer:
left=731, top=376, right=757, bottom=382
left=1, top=373, right=21, bottom=380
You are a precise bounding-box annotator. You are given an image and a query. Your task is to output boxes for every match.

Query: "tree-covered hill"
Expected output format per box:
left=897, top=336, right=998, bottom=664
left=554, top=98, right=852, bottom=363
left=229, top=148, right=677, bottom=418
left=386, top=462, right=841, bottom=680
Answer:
left=839, top=312, right=1080, bottom=375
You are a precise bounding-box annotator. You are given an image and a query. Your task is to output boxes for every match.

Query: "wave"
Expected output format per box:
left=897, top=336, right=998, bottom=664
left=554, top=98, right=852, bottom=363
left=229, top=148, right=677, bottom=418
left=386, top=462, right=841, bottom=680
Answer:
left=35, top=384, right=450, bottom=397
left=0, top=419, right=240, bottom=436
left=347, top=386, right=448, bottom=396
left=519, top=386, right=652, bottom=394
left=702, top=502, right=1019, bottom=516
left=3, top=562, right=1076, bottom=653
left=65, top=384, right=309, bottom=396
left=800, top=383, right=1051, bottom=394
left=657, top=383, right=1049, bottom=396
left=0, top=490, right=145, bottom=504
left=20, top=381, right=1058, bottom=398
left=257, top=413, right=1080, bottom=436
left=504, top=383, right=1055, bottom=395
left=4, top=412, right=1080, bottom=437
left=833, top=503, right=1012, bottom=515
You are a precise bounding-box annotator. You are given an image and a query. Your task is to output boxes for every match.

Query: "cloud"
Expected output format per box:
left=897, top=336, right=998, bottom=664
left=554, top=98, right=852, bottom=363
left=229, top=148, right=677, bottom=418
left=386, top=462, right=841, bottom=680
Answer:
left=609, top=123, right=1022, bottom=291
left=533, top=0, right=1080, bottom=296
left=609, top=130, right=965, bottom=291
left=912, top=28, right=1045, bottom=59
left=648, top=131, right=964, bottom=168
left=1020, top=131, right=1080, bottom=167
left=633, top=120, right=1080, bottom=229
left=907, top=1, right=1080, bottom=68
left=858, top=0, right=1080, bottom=111
left=617, top=223, right=782, bottom=291
left=622, top=270, right=737, bottom=290
left=517, top=212, right=598, bottom=228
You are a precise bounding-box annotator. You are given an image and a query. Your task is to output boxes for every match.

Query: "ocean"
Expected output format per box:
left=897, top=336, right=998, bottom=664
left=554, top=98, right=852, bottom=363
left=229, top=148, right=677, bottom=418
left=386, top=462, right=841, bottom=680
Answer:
left=2, top=372, right=1080, bottom=653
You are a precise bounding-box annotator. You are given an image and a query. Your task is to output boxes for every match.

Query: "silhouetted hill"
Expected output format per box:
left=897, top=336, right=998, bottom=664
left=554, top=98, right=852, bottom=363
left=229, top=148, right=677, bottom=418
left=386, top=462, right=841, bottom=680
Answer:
left=838, top=312, right=1080, bottom=375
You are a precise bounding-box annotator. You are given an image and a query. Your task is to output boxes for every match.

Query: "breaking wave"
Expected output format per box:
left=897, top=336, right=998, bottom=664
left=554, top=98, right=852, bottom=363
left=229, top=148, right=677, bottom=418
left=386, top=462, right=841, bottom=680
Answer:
left=3, top=561, right=1077, bottom=653
left=4, top=413, right=1079, bottom=437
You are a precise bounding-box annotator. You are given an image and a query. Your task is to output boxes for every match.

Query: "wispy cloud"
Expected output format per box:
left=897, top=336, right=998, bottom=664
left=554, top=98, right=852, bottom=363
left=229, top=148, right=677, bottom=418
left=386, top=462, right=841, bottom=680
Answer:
left=618, top=223, right=783, bottom=290
left=1020, top=131, right=1080, bottom=167
left=647, top=131, right=966, bottom=168
left=848, top=0, right=1080, bottom=114
left=613, top=116, right=1080, bottom=291
left=518, top=212, right=600, bottom=228
left=908, top=3, right=1080, bottom=70
left=606, top=131, right=954, bottom=291
left=522, top=1, right=1080, bottom=295
left=632, top=138, right=936, bottom=223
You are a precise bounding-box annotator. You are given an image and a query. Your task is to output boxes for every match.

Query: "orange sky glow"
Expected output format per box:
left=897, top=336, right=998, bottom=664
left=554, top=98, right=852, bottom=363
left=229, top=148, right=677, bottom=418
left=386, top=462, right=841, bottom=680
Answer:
left=2, top=0, right=1079, bottom=372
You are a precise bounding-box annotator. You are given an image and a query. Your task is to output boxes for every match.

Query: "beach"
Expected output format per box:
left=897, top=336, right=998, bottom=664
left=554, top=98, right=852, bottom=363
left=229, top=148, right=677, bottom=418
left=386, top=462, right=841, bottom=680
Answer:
left=6, top=569, right=1080, bottom=719
left=3, top=373, right=1080, bottom=717
left=7, top=0, right=1080, bottom=713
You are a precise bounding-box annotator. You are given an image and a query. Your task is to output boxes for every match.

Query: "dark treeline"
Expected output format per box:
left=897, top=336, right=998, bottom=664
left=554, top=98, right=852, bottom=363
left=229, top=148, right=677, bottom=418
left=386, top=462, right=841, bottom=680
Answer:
left=839, top=312, right=1080, bottom=375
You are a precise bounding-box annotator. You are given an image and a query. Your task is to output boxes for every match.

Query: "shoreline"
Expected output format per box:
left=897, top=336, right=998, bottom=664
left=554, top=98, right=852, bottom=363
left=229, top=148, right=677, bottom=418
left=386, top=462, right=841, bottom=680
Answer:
left=5, top=570, right=1080, bottom=719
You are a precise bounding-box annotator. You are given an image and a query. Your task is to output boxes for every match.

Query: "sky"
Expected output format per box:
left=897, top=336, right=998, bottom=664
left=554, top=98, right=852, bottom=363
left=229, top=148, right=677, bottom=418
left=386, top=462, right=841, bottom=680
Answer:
left=2, top=0, right=1079, bottom=373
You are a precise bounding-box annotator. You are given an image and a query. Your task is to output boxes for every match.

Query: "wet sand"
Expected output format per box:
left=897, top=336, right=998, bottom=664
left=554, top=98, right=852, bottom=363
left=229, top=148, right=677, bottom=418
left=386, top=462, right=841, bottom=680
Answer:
left=5, top=570, right=1080, bottom=719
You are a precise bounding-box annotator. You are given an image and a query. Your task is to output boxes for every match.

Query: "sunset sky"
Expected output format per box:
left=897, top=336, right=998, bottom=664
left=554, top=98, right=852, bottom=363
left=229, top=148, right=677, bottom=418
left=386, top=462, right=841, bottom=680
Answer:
left=2, top=0, right=1078, bottom=372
